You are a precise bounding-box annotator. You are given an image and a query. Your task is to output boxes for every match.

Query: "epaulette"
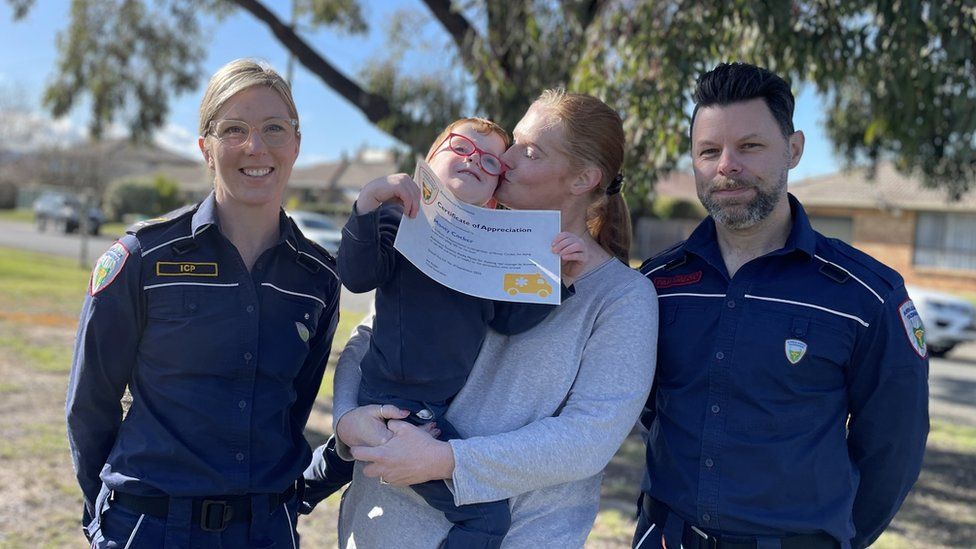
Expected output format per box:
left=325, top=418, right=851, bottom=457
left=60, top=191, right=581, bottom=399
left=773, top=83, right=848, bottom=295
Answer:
left=638, top=239, right=688, bottom=273
left=305, top=239, right=337, bottom=265
left=287, top=217, right=337, bottom=265
left=125, top=204, right=197, bottom=236
left=822, top=237, right=903, bottom=291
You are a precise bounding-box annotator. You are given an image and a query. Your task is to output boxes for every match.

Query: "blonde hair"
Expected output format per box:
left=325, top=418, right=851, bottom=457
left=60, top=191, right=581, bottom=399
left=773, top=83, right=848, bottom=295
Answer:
left=533, top=89, right=631, bottom=262
left=425, top=117, right=510, bottom=162
left=533, top=88, right=631, bottom=263
left=198, top=58, right=299, bottom=137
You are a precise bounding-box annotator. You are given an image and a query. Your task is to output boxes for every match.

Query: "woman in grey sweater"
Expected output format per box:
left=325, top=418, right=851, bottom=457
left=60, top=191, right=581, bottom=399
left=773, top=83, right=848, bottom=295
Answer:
left=318, top=90, right=659, bottom=548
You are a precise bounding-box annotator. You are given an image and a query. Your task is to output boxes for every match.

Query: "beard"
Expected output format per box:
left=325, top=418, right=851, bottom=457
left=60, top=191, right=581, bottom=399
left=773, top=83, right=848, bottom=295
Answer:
left=698, top=170, right=788, bottom=230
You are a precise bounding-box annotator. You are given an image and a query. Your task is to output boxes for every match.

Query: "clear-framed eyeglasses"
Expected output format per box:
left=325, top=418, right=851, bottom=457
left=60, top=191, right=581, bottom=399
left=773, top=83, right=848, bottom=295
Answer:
left=207, top=118, right=300, bottom=148
left=436, top=133, right=505, bottom=176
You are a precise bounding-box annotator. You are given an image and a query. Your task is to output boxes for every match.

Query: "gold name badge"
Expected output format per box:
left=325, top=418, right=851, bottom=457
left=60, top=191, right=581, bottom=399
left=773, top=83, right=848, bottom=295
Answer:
left=156, top=262, right=219, bottom=277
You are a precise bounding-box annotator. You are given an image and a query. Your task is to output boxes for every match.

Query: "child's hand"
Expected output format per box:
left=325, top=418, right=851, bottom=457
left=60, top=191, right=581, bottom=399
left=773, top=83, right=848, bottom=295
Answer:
left=356, top=174, right=422, bottom=217
left=552, top=231, right=588, bottom=281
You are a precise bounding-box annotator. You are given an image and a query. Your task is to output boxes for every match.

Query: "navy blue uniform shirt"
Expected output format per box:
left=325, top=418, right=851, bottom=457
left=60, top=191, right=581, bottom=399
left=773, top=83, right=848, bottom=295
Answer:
left=65, top=192, right=340, bottom=524
left=338, top=202, right=561, bottom=404
left=639, top=195, right=928, bottom=549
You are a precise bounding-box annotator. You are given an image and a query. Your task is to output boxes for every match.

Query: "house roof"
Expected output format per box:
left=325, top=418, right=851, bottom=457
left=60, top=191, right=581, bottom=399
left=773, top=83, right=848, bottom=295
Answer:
left=289, top=150, right=399, bottom=196
left=790, top=162, right=976, bottom=212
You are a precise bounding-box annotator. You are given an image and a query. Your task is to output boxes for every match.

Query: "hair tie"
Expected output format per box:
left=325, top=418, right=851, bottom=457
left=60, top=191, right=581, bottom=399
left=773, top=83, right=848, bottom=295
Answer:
left=606, top=173, right=624, bottom=195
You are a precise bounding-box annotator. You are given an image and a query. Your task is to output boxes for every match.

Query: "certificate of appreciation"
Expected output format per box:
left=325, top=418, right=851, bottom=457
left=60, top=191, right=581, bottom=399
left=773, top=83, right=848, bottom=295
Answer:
left=393, top=159, right=562, bottom=304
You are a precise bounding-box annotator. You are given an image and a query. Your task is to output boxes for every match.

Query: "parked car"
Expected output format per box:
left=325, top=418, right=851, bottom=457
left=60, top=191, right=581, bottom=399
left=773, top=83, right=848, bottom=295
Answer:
left=907, top=285, right=976, bottom=357
left=33, top=191, right=104, bottom=235
left=287, top=210, right=342, bottom=254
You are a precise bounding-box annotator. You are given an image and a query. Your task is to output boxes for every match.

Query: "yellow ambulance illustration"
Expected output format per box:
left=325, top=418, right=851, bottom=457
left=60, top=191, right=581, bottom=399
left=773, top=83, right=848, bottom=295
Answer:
left=503, top=272, right=553, bottom=298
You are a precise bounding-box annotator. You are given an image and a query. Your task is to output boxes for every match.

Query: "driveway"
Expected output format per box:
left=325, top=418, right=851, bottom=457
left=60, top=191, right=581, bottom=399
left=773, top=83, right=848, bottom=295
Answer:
left=930, top=343, right=976, bottom=426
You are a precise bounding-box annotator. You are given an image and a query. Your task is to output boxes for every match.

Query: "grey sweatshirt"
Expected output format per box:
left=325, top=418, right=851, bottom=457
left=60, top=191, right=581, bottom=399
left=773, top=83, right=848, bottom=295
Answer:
left=330, top=257, right=659, bottom=548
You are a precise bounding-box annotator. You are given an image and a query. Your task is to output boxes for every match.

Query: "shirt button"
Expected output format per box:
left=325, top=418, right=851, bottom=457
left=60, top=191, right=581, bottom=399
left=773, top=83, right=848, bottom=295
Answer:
left=246, top=305, right=254, bottom=313
left=702, top=513, right=711, bottom=522
left=715, top=351, right=725, bottom=360
left=188, top=303, right=197, bottom=311
left=238, top=400, right=246, bottom=410
left=244, top=352, right=252, bottom=361
left=705, top=458, right=714, bottom=468
left=236, top=452, right=245, bottom=461
left=711, top=405, right=721, bottom=414
left=727, top=299, right=736, bottom=308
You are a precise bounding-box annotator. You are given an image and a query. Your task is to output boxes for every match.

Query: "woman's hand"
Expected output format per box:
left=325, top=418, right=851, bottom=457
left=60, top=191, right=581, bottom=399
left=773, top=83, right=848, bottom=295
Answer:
left=350, top=420, right=455, bottom=486
left=335, top=404, right=410, bottom=448
left=355, top=174, right=422, bottom=217
left=552, top=231, right=588, bottom=281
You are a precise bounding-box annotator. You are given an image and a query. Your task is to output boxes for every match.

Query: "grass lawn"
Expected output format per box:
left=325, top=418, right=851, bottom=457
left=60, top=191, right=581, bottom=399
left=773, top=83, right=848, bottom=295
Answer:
left=0, top=246, right=973, bottom=548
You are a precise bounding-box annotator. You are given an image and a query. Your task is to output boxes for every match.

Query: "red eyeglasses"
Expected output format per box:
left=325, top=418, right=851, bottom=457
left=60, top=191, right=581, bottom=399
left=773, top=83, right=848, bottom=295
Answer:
left=435, top=133, right=505, bottom=176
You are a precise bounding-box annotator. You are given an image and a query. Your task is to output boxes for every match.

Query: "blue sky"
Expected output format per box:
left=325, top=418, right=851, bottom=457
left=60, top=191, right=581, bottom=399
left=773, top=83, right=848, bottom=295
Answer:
left=0, top=0, right=840, bottom=180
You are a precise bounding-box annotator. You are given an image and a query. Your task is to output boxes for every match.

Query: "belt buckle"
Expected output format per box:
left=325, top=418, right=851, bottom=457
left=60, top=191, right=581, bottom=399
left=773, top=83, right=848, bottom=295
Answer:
left=690, top=525, right=719, bottom=549
left=200, top=499, right=234, bottom=532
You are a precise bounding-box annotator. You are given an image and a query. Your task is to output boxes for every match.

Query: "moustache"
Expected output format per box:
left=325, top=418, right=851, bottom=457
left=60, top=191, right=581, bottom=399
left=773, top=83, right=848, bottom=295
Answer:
left=709, top=177, right=752, bottom=192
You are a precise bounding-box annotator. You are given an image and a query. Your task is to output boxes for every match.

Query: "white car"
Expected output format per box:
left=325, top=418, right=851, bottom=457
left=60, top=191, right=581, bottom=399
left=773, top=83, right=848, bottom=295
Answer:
left=287, top=210, right=343, bottom=255
left=907, top=285, right=976, bottom=357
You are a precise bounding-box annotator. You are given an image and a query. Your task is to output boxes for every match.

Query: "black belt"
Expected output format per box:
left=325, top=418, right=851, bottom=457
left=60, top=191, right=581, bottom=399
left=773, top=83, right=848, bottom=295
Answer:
left=110, top=483, right=297, bottom=532
left=640, top=496, right=839, bottom=549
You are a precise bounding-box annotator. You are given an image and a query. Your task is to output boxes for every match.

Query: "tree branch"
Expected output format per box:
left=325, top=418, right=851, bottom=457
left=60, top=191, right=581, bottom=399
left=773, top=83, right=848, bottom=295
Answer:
left=421, top=0, right=511, bottom=86
left=229, top=0, right=412, bottom=138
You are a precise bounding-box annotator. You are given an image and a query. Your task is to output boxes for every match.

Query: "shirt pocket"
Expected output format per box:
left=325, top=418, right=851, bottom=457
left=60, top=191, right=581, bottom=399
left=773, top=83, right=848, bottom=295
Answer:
left=142, top=285, right=240, bottom=374
left=728, top=307, right=853, bottom=434
left=259, top=285, right=327, bottom=379
left=656, top=302, right=712, bottom=388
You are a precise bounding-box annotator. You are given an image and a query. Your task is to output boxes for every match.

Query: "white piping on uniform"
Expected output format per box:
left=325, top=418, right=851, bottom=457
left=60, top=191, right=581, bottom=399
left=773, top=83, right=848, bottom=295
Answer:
left=643, top=264, right=668, bottom=276
left=193, top=223, right=212, bottom=237
left=122, top=514, right=145, bottom=549
left=262, top=283, right=327, bottom=308
left=814, top=254, right=884, bottom=303
left=745, top=294, right=870, bottom=327
left=634, top=523, right=656, bottom=549
left=283, top=503, right=297, bottom=549
left=141, top=235, right=192, bottom=257
left=144, top=282, right=240, bottom=290
left=658, top=293, right=727, bottom=299
left=286, top=240, right=339, bottom=280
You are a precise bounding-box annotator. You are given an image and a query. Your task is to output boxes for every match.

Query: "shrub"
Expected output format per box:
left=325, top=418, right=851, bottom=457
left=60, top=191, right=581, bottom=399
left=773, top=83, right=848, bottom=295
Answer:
left=651, top=196, right=706, bottom=219
left=104, top=175, right=182, bottom=221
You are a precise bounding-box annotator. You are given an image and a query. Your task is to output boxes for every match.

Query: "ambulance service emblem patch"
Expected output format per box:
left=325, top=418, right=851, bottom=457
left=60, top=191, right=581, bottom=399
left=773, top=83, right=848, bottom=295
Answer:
left=898, top=299, right=927, bottom=357
left=785, top=339, right=807, bottom=365
left=295, top=321, right=310, bottom=343
left=90, top=242, right=129, bottom=296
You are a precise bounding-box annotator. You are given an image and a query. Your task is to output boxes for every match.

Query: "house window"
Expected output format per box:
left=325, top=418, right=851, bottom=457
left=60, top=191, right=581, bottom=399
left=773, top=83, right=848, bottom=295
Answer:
left=914, top=212, right=976, bottom=271
left=809, top=216, right=853, bottom=243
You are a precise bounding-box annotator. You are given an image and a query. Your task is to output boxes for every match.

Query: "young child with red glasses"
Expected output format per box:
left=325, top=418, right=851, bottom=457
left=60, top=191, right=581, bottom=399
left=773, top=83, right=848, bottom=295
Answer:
left=303, top=118, right=584, bottom=548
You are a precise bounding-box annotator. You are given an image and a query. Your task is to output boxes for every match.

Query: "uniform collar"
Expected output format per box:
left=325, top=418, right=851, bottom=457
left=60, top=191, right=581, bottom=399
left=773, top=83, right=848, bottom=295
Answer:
left=192, top=191, right=299, bottom=250
left=190, top=191, right=218, bottom=237
left=685, top=192, right=817, bottom=267
left=276, top=209, right=300, bottom=250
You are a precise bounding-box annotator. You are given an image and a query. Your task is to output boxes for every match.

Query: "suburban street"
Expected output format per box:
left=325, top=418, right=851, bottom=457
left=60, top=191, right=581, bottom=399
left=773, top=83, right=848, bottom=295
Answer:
left=2, top=217, right=973, bottom=424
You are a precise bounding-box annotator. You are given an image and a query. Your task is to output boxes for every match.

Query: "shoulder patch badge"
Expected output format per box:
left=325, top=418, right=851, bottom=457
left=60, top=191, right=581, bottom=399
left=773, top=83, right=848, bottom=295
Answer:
left=785, top=339, right=807, bottom=365
left=90, top=242, right=130, bottom=296
left=898, top=299, right=927, bottom=358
